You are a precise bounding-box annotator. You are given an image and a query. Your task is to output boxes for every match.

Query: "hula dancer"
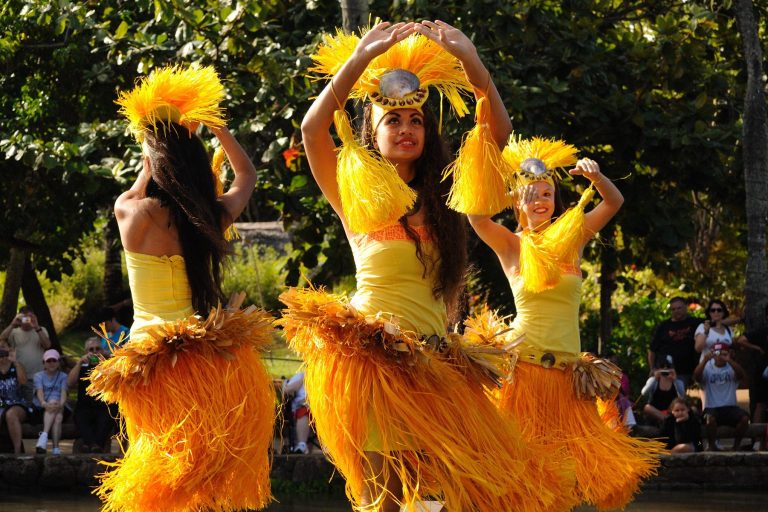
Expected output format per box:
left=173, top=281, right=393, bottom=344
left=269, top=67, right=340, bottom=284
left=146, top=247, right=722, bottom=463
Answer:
left=88, top=65, right=275, bottom=512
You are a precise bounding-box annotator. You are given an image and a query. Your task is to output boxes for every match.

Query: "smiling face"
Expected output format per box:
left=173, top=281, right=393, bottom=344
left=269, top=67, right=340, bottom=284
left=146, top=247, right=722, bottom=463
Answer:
left=518, top=181, right=556, bottom=229
left=671, top=401, right=690, bottom=422
left=374, top=108, right=425, bottom=180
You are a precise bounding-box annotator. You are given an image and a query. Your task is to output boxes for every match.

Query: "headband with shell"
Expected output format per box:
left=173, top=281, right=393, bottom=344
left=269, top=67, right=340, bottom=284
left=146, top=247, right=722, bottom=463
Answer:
left=503, top=136, right=579, bottom=190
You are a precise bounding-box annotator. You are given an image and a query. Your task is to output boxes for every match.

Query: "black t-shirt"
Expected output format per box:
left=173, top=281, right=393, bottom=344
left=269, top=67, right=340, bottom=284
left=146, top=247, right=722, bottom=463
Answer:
left=650, top=317, right=702, bottom=375
left=663, top=415, right=703, bottom=451
left=743, top=327, right=768, bottom=402
left=76, top=363, right=101, bottom=408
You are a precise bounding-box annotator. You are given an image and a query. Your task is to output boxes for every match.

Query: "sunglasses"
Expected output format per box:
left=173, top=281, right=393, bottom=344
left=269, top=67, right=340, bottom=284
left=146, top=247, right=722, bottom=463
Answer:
left=709, top=307, right=723, bottom=312
left=45, top=358, right=59, bottom=363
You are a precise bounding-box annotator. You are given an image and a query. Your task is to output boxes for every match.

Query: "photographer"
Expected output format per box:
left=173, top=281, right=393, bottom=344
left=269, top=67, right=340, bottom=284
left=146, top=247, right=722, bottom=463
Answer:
left=1, top=307, right=51, bottom=402
left=68, top=337, right=113, bottom=453
left=694, top=343, right=750, bottom=451
left=641, top=355, right=686, bottom=426
left=0, top=338, right=32, bottom=453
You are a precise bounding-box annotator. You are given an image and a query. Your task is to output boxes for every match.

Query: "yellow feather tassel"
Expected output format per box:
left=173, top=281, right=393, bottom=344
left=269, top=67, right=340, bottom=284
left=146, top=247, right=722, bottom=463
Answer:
left=334, top=110, right=416, bottom=233
left=88, top=305, right=275, bottom=512
left=444, top=97, right=512, bottom=214
left=116, top=64, right=226, bottom=142
left=519, top=187, right=595, bottom=293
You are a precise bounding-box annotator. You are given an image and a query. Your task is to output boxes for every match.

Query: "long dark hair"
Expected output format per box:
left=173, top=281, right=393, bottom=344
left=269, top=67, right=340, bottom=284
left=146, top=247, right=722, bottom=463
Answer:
left=361, top=104, right=468, bottom=321
left=143, top=123, right=228, bottom=314
left=704, top=299, right=729, bottom=326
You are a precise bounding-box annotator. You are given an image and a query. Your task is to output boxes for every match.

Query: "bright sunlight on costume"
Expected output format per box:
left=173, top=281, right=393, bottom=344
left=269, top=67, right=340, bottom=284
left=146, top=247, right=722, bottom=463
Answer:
left=465, top=136, right=664, bottom=511
left=279, top=31, right=577, bottom=512
left=87, top=66, right=275, bottom=512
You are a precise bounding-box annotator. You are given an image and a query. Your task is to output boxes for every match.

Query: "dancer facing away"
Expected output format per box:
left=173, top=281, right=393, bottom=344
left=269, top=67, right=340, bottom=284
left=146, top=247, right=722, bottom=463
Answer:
left=462, top=138, right=664, bottom=510
left=87, top=65, right=275, bottom=512
left=280, top=21, right=576, bottom=512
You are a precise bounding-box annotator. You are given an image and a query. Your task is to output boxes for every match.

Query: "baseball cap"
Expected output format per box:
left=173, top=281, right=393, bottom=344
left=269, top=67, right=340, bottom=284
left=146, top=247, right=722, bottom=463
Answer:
left=43, top=349, right=60, bottom=361
left=712, top=343, right=729, bottom=352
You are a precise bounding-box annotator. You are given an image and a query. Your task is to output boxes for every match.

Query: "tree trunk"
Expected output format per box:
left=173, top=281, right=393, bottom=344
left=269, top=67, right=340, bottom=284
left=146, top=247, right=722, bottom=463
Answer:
left=598, top=227, right=618, bottom=355
left=0, top=247, right=27, bottom=326
left=21, top=256, right=60, bottom=351
left=340, top=0, right=369, bottom=35
left=735, top=0, right=768, bottom=331
left=103, top=213, right=125, bottom=306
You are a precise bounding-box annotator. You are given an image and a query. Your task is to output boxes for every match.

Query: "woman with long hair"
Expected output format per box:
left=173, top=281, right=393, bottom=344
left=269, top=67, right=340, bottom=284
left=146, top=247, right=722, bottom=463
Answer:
left=695, top=299, right=733, bottom=360
left=88, top=65, right=274, bottom=512
left=280, top=21, right=575, bottom=512
left=462, top=137, right=664, bottom=510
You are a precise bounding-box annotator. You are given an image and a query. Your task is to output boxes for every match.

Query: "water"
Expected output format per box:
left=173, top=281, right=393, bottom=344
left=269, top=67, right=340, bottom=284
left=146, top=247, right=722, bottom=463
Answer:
left=2, top=491, right=766, bottom=512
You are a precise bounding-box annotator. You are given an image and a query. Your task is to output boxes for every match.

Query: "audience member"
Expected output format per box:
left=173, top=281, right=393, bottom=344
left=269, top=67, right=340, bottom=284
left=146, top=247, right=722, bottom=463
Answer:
left=641, top=355, right=686, bottom=426
left=68, top=337, right=114, bottom=453
left=649, top=297, right=700, bottom=386
left=0, top=307, right=51, bottom=401
left=282, top=371, right=310, bottom=454
left=0, top=338, right=32, bottom=453
left=32, top=349, right=68, bottom=455
left=695, top=299, right=733, bottom=361
left=662, top=397, right=703, bottom=453
left=694, top=342, right=750, bottom=451
left=98, top=307, right=130, bottom=356
left=734, top=304, right=768, bottom=423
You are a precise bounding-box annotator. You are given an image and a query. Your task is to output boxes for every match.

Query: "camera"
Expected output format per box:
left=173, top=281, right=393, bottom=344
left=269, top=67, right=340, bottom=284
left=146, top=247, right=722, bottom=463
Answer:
left=714, top=350, right=722, bottom=356
left=89, top=356, right=100, bottom=365
left=659, top=370, right=671, bottom=376
left=21, top=316, right=30, bottom=324
left=0, top=349, right=9, bottom=357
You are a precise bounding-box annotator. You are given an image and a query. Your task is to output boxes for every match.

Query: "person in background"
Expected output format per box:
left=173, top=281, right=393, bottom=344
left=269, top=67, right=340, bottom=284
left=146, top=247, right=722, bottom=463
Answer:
left=734, top=303, right=768, bottom=424
left=662, top=397, right=703, bottom=453
left=1, top=306, right=51, bottom=401
left=68, top=337, right=113, bottom=453
left=98, top=307, right=130, bottom=356
left=648, top=297, right=700, bottom=386
left=0, top=338, right=32, bottom=453
left=695, top=299, right=733, bottom=361
left=32, top=349, right=68, bottom=455
left=282, top=371, right=310, bottom=454
left=641, top=355, right=686, bottom=426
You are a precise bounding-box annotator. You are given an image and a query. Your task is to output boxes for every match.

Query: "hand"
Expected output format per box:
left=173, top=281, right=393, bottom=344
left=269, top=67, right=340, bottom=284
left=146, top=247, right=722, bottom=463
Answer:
left=416, top=20, right=478, bottom=63
left=703, top=320, right=710, bottom=334
left=355, top=21, right=416, bottom=61
left=569, top=158, right=603, bottom=184
left=517, top=184, right=537, bottom=207
left=29, top=313, right=39, bottom=329
left=11, top=314, right=23, bottom=328
left=8, top=349, right=16, bottom=363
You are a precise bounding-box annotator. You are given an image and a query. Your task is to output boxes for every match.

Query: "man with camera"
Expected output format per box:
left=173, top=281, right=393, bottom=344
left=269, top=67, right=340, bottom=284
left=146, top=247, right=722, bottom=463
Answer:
left=1, top=307, right=51, bottom=402
left=694, top=342, right=751, bottom=451
left=641, top=355, right=686, bottom=426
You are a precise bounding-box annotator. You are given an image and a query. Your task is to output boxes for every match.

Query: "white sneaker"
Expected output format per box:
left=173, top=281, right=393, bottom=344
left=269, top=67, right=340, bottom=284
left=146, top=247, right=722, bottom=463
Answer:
left=52, top=447, right=61, bottom=455
left=296, top=442, right=308, bottom=454
left=35, top=432, right=48, bottom=453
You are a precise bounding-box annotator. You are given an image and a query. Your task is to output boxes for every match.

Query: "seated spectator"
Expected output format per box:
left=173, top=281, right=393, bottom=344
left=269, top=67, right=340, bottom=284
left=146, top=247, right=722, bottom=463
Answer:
left=641, top=355, right=686, bottom=426
left=607, top=354, right=636, bottom=430
left=0, top=307, right=51, bottom=402
left=32, top=349, right=68, bottom=455
left=695, top=300, right=733, bottom=361
left=694, top=342, right=750, bottom=451
left=282, top=371, right=310, bottom=454
left=0, top=338, right=33, bottom=453
left=662, top=397, right=703, bottom=453
left=98, top=307, right=130, bottom=356
left=68, top=337, right=114, bottom=453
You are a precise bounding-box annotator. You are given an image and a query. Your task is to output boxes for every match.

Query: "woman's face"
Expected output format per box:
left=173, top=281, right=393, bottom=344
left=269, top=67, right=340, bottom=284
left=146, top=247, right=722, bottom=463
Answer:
left=374, top=108, right=425, bottom=172
left=708, top=302, right=725, bottom=322
left=671, top=402, right=689, bottom=421
left=518, top=181, right=556, bottom=228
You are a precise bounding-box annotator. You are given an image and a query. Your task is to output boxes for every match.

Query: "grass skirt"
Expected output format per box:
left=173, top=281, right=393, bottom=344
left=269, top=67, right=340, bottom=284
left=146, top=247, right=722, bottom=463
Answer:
left=88, top=305, right=276, bottom=512
left=499, top=362, right=665, bottom=510
left=279, top=287, right=578, bottom=512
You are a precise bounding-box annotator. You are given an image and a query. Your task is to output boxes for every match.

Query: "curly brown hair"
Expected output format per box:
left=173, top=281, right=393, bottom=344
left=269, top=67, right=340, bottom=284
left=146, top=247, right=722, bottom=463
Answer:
left=361, top=104, right=468, bottom=322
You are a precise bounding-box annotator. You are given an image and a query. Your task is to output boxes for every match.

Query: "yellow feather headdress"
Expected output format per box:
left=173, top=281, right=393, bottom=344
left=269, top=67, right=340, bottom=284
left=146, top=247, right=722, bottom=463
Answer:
left=309, top=30, right=473, bottom=233
left=503, top=135, right=579, bottom=189
left=116, top=64, right=226, bottom=142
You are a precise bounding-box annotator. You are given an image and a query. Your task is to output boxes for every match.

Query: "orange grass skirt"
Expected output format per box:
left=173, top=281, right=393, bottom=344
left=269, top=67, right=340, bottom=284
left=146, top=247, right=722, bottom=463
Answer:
left=499, top=362, right=665, bottom=511
left=279, top=287, right=578, bottom=512
left=88, top=305, right=276, bottom=512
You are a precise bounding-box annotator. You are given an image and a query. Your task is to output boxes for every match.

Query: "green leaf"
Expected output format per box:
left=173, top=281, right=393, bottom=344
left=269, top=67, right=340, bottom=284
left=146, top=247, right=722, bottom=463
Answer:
left=114, top=20, right=129, bottom=39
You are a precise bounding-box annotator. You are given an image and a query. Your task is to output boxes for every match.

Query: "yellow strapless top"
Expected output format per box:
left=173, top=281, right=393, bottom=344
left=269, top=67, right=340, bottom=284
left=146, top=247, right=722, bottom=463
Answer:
left=125, top=250, right=195, bottom=335
left=508, top=270, right=582, bottom=355
left=350, top=225, right=447, bottom=335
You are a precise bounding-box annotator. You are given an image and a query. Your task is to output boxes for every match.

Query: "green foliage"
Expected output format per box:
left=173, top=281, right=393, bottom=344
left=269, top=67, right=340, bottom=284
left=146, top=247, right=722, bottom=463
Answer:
left=222, top=244, right=288, bottom=313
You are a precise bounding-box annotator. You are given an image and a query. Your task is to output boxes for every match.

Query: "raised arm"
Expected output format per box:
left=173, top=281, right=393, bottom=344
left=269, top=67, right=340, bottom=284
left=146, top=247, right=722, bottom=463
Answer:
left=213, top=126, right=257, bottom=224
left=569, top=159, right=624, bottom=241
left=468, top=215, right=520, bottom=272
left=417, top=20, right=512, bottom=147
left=301, top=22, right=416, bottom=221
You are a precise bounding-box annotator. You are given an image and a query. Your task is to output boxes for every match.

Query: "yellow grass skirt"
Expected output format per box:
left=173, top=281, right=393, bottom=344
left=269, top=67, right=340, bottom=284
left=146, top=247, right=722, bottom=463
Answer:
left=499, top=362, right=665, bottom=510
left=88, top=305, right=276, bottom=512
left=279, top=287, right=578, bottom=512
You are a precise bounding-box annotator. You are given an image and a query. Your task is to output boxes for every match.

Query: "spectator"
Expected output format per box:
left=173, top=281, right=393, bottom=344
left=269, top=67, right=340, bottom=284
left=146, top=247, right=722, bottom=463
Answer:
left=32, top=349, right=68, bottom=455
left=0, top=307, right=51, bottom=401
left=98, top=307, right=130, bottom=356
left=68, top=337, right=114, bottom=453
left=282, top=371, right=310, bottom=454
left=0, top=338, right=32, bottom=453
left=695, top=299, right=733, bottom=361
left=648, top=297, right=700, bottom=386
left=694, top=342, right=750, bottom=451
left=641, top=355, right=686, bottom=426
left=734, top=303, right=768, bottom=423
left=662, top=397, right=703, bottom=453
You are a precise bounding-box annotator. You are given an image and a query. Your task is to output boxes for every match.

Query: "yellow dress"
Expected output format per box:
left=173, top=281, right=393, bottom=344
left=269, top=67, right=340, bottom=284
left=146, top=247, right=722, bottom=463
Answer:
left=88, top=250, right=275, bottom=512
left=280, top=225, right=577, bottom=512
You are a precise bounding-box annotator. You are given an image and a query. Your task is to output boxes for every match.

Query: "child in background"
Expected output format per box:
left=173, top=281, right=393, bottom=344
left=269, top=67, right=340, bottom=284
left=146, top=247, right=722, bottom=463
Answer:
left=662, top=397, right=703, bottom=453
